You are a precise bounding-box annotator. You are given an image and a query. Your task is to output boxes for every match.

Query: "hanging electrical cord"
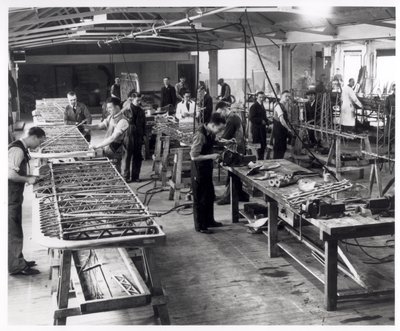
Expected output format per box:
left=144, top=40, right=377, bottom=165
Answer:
left=244, top=9, right=339, bottom=181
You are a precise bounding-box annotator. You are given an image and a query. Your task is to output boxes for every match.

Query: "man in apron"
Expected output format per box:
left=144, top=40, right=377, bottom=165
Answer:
left=272, top=90, right=293, bottom=159
left=340, top=78, right=363, bottom=132
left=9, top=127, right=46, bottom=275
left=85, top=97, right=129, bottom=173
left=190, top=113, right=227, bottom=234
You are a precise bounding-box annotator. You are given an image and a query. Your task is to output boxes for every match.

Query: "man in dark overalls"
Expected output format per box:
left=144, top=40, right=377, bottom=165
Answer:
left=8, top=127, right=46, bottom=275
left=272, top=90, right=293, bottom=159
left=190, top=113, right=227, bottom=234
left=122, top=92, right=146, bottom=182
left=249, top=91, right=268, bottom=160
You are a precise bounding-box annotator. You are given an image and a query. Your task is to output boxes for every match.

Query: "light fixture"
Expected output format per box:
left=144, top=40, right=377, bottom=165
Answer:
left=80, top=18, right=93, bottom=23
left=293, top=6, right=333, bottom=19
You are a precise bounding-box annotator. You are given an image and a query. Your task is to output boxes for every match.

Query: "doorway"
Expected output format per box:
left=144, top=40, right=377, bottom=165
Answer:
left=177, top=63, right=196, bottom=96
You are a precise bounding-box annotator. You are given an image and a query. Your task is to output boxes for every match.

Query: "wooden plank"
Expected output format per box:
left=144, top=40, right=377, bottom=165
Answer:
left=54, top=250, right=72, bottom=325
left=80, top=295, right=149, bottom=314
left=117, top=248, right=151, bottom=296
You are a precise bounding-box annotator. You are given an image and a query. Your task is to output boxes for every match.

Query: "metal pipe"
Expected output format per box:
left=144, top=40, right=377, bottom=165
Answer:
left=104, top=6, right=237, bottom=44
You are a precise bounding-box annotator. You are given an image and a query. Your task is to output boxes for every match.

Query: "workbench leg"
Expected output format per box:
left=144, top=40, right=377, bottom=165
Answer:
left=335, top=136, right=342, bottom=180
left=324, top=240, right=338, bottom=311
left=54, top=250, right=72, bottom=325
left=267, top=199, right=279, bottom=258
left=230, top=174, right=239, bottom=223
left=143, top=248, right=170, bottom=325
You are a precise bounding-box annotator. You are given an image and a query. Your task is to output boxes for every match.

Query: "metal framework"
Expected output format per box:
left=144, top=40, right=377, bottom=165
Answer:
left=152, top=117, right=194, bottom=145
left=34, top=159, right=162, bottom=241
left=30, top=125, right=95, bottom=158
left=33, top=98, right=69, bottom=124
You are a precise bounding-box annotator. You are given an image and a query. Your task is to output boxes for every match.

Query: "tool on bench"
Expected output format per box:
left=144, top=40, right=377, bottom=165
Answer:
left=220, top=149, right=257, bottom=167
left=301, top=197, right=345, bottom=219
left=246, top=162, right=281, bottom=176
left=268, top=171, right=319, bottom=188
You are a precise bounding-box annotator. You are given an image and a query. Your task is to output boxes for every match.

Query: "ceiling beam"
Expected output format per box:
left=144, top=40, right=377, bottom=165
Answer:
left=9, top=19, right=163, bottom=37
left=9, top=7, right=168, bottom=28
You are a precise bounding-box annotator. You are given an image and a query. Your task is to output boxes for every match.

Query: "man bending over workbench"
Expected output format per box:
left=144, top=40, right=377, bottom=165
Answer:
left=9, top=127, right=46, bottom=275
left=191, top=112, right=236, bottom=234
left=85, top=97, right=129, bottom=173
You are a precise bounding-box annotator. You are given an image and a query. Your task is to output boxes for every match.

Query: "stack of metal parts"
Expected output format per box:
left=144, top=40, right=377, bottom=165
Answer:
left=32, top=125, right=91, bottom=154
left=282, top=179, right=353, bottom=209
left=33, top=98, right=68, bottom=124
left=153, top=118, right=193, bottom=145
left=33, top=159, right=160, bottom=240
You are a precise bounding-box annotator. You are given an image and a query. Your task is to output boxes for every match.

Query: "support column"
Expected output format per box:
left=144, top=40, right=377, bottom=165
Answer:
left=280, top=45, right=292, bottom=91
left=208, top=50, right=218, bottom=98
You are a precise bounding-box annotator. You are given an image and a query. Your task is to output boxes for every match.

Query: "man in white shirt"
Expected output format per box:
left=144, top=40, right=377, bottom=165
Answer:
left=341, top=78, right=363, bottom=132
left=85, top=97, right=129, bottom=173
left=175, top=91, right=197, bottom=123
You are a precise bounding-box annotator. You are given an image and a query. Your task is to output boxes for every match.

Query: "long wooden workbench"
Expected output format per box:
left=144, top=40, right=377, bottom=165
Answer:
left=32, top=158, right=170, bottom=325
left=225, top=159, right=394, bottom=311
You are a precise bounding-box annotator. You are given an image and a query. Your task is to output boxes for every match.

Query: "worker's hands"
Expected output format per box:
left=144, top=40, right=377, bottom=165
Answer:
left=89, top=143, right=98, bottom=150
left=210, top=153, right=221, bottom=160
left=26, top=176, right=38, bottom=185
left=262, top=120, right=267, bottom=126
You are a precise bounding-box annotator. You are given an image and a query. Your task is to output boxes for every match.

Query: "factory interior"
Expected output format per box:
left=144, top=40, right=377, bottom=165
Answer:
left=6, top=4, right=396, bottom=327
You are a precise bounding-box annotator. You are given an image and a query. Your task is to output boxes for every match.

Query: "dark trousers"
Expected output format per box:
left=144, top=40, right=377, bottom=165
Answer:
left=308, top=130, right=317, bottom=145
left=252, top=127, right=267, bottom=160
left=122, top=138, right=143, bottom=181
left=8, top=203, right=26, bottom=273
left=192, top=176, right=215, bottom=231
left=84, top=134, right=91, bottom=143
left=273, top=120, right=288, bottom=159
left=104, top=145, right=124, bottom=174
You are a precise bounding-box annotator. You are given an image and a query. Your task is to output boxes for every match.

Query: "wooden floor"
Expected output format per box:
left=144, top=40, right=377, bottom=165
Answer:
left=8, top=123, right=395, bottom=325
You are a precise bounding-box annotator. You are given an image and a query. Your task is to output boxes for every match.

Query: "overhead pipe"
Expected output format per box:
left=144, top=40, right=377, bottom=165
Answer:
left=103, top=6, right=237, bottom=44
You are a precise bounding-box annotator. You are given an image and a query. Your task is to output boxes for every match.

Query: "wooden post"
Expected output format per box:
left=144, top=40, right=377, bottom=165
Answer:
left=54, top=250, right=72, bottom=325
left=324, top=239, right=338, bottom=311
left=161, top=136, right=170, bottom=186
left=335, top=135, right=341, bottom=180
left=208, top=50, right=218, bottom=98
left=230, top=173, right=239, bottom=223
left=143, top=248, right=170, bottom=325
left=267, top=199, right=279, bottom=258
left=280, top=45, right=292, bottom=91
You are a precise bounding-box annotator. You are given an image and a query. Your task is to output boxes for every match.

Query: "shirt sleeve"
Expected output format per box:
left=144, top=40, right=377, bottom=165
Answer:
left=111, top=119, right=129, bottom=140
left=83, top=104, right=92, bottom=124
left=8, top=147, right=25, bottom=173
left=274, top=104, right=284, bottom=118
left=190, top=132, right=206, bottom=158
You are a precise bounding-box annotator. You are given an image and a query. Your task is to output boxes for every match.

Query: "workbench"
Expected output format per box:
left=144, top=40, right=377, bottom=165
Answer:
left=225, top=159, right=394, bottom=311
left=32, top=158, right=170, bottom=325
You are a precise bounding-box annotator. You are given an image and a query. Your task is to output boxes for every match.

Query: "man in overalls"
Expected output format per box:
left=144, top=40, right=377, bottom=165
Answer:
left=85, top=97, right=129, bottom=173
left=190, top=113, right=227, bottom=234
left=122, top=92, right=146, bottom=182
left=272, top=90, right=293, bottom=159
left=8, top=127, right=46, bottom=275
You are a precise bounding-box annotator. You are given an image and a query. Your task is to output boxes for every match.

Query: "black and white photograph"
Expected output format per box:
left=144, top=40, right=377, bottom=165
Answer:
left=3, top=0, right=398, bottom=329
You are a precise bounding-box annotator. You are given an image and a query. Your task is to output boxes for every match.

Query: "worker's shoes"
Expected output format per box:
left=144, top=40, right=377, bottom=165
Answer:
left=196, top=228, right=213, bottom=234
left=208, top=221, right=223, bottom=228
left=25, top=260, right=37, bottom=267
left=10, top=266, right=40, bottom=276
